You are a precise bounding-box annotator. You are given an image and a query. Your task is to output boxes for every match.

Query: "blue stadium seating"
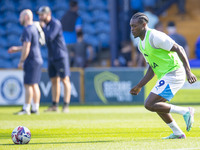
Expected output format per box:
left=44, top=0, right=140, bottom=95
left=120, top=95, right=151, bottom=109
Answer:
left=88, top=0, right=108, bottom=10
left=5, top=23, right=22, bottom=35
left=82, top=23, right=96, bottom=34
left=84, top=34, right=99, bottom=47
left=3, top=11, right=19, bottom=24
left=79, top=11, right=94, bottom=23
left=0, top=49, right=11, bottom=60
left=41, top=47, right=48, bottom=59
left=0, top=59, right=13, bottom=68
left=92, top=10, right=109, bottom=22
left=0, top=26, right=6, bottom=36
left=0, top=0, right=111, bottom=68
left=54, top=10, right=66, bottom=20
left=7, top=35, right=21, bottom=47
left=12, top=58, right=20, bottom=68
left=97, top=33, right=109, bottom=48
left=0, top=0, right=16, bottom=12
left=42, top=60, right=48, bottom=69
left=18, top=0, right=33, bottom=12
left=94, top=21, right=110, bottom=33
left=0, top=37, right=8, bottom=48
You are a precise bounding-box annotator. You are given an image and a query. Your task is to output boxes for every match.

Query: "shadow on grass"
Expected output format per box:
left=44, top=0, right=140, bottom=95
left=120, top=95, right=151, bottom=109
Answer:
left=0, top=140, right=119, bottom=146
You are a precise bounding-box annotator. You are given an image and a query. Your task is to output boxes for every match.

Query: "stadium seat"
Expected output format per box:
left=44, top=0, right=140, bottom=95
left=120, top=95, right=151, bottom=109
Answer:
left=52, top=1, right=68, bottom=11
left=79, top=11, right=94, bottom=23
left=88, top=0, right=108, bottom=10
left=84, top=34, right=99, bottom=47
left=0, top=26, right=6, bottom=36
left=97, top=33, right=110, bottom=48
left=10, top=52, right=21, bottom=59
left=0, top=0, right=16, bottom=12
left=0, top=59, right=13, bottom=68
left=78, top=1, right=88, bottom=10
left=35, top=0, right=50, bottom=11
left=94, top=21, right=110, bottom=33
left=0, top=37, right=8, bottom=48
left=3, top=11, right=19, bottom=24
left=41, top=47, right=48, bottom=59
left=7, top=35, right=21, bottom=47
left=82, top=23, right=96, bottom=34
left=6, top=23, right=22, bottom=35
left=12, top=58, right=20, bottom=68
left=54, top=10, right=66, bottom=20
left=18, top=1, right=33, bottom=12
left=92, top=10, right=110, bottom=22
left=42, top=59, right=48, bottom=69
left=0, top=50, right=11, bottom=60
left=0, top=15, right=5, bottom=24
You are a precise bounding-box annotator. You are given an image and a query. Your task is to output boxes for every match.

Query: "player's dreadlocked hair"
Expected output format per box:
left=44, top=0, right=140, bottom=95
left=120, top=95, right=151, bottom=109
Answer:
left=131, top=12, right=149, bottom=24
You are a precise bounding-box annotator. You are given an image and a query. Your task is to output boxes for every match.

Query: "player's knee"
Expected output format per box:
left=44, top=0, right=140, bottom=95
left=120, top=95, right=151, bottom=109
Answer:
left=144, top=103, right=154, bottom=112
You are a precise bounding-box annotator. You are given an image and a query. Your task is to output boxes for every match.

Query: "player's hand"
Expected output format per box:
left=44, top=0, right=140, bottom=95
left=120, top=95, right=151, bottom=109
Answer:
left=130, top=85, right=142, bottom=95
left=18, top=61, right=24, bottom=69
left=8, top=46, right=18, bottom=53
left=186, top=71, right=197, bottom=84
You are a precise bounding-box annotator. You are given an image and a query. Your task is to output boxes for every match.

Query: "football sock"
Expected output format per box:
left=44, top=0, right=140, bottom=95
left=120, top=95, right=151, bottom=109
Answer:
left=167, top=120, right=184, bottom=135
left=52, top=101, right=58, bottom=107
left=63, top=102, right=69, bottom=108
left=23, top=104, right=31, bottom=112
left=170, top=105, right=189, bottom=115
left=32, top=103, right=39, bottom=111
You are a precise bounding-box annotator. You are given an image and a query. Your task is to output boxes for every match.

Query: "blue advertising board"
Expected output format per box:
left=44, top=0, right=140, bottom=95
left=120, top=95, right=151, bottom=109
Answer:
left=84, top=68, right=145, bottom=104
left=39, top=71, right=81, bottom=103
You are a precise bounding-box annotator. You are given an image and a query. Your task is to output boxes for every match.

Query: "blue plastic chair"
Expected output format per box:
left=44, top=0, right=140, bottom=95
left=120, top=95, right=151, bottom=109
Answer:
left=82, top=23, right=96, bottom=34
left=84, top=34, right=99, bottom=47
left=3, top=11, right=19, bottom=24
left=92, top=10, right=110, bottom=22
left=0, top=37, right=8, bottom=48
left=54, top=10, right=66, bottom=20
left=97, top=33, right=110, bottom=48
left=0, top=0, right=16, bottom=12
left=79, top=11, right=94, bottom=23
left=6, top=23, right=23, bottom=35
left=7, top=35, right=21, bottom=47
left=95, top=21, right=110, bottom=33
left=0, top=26, right=6, bottom=36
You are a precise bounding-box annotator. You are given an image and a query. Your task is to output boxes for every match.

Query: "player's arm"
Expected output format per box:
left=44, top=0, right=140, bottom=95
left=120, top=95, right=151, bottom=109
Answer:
left=8, top=46, right=23, bottom=53
left=171, top=44, right=197, bottom=84
left=18, top=42, right=31, bottom=69
left=130, top=65, right=154, bottom=95
left=42, top=22, right=60, bottom=42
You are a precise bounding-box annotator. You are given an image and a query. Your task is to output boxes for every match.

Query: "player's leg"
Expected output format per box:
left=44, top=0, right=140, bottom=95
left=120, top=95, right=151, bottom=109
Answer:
left=144, top=92, right=185, bottom=139
left=30, top=62, right=42, bottom=114
left=55, top=57, right=71, bottom=113
left=16, top=84, right=33, bottom=115
left=45, top=60, right=59, bottom=112
left=32, top=84, right=41, bottom=114
left=61, top=76, right=71, bottom=113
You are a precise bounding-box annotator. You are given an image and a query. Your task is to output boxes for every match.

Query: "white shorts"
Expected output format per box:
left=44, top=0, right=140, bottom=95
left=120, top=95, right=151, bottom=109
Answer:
left=151, top=66, right=186, bottom=101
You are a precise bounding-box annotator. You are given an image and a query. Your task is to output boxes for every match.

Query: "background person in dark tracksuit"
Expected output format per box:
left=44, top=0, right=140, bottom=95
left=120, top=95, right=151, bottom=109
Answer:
left=8, top=9, right=43, bottom=115
left=37, top=6, right=71, bottom=113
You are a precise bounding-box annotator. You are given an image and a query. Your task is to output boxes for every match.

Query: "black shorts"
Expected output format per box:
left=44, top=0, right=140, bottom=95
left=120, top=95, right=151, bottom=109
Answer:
left=24, top=61, right=42, bottom=84
left=48, top=58, right=70, bottom=78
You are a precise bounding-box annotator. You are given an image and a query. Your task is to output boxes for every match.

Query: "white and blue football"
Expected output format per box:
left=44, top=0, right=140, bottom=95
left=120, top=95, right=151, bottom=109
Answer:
left=11, top=126, right=31, bottom=144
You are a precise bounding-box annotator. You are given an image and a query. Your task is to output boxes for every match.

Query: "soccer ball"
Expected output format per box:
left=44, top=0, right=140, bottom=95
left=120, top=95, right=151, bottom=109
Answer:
left=11, top=126, right=31, bottom=144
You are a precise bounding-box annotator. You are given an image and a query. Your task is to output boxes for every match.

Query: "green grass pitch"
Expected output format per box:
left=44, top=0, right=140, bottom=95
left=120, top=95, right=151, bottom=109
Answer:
left=0, top=105, right=200, bottom=150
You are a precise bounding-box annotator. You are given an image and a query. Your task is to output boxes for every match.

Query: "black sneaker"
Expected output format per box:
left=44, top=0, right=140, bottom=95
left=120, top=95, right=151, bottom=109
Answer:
left=14, top=109, right=30, bottom=115
left=31, top=110, right=39, bottom=115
